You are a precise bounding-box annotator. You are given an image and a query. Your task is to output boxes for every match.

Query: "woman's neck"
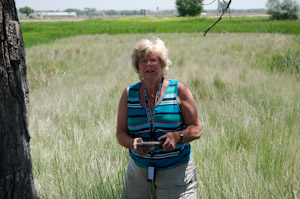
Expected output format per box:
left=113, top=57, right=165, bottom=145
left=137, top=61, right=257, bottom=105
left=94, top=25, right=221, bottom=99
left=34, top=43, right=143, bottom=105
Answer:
left=143, top=76, right=163, bottom=97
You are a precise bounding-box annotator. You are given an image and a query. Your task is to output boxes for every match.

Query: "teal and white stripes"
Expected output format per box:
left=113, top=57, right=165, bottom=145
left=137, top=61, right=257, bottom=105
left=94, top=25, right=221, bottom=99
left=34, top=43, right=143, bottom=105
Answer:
left=127, top=79, right=190, bottom=169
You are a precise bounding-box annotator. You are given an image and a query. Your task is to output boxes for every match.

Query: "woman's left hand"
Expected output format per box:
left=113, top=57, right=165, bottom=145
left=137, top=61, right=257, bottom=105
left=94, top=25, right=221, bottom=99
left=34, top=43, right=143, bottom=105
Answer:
left=158, top=132, right=179, bottom=152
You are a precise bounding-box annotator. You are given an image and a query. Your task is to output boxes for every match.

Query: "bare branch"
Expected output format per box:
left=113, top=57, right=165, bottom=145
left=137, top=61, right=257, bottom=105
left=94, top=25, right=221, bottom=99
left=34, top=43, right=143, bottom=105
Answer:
left=202, top=0, right=218, bottom=6
left=203, top=0, right=232, bottom=36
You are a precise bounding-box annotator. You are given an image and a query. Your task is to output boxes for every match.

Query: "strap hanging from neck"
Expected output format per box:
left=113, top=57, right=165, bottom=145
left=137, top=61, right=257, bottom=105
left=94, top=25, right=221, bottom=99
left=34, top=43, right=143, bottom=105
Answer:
left=143, top=77, right=164, bottom=141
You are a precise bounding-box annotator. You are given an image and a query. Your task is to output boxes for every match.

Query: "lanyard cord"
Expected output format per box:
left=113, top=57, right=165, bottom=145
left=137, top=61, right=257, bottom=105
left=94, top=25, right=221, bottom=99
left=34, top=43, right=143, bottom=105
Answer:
left=144, top=77, right=164, bottom=141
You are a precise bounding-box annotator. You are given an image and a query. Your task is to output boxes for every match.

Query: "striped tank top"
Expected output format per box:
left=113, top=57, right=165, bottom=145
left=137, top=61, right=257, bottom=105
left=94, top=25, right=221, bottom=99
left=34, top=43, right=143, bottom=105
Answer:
left=127, top=78, right=190, bottom=169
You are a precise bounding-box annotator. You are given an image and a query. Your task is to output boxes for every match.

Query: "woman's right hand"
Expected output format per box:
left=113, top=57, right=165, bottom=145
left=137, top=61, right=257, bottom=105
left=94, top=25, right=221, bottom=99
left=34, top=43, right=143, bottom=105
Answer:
left=133, top=137, right=149, bottom=156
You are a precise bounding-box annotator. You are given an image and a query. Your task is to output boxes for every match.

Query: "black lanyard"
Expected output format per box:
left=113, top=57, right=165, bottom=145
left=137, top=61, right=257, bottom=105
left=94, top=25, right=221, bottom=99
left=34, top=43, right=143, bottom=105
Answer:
left=143, top=77, right=164, bottom=141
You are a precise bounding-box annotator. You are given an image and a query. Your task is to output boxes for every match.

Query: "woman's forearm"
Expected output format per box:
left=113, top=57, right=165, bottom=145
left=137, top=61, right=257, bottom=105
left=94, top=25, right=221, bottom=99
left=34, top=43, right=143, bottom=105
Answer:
left=116, top=131, right=134, bottom=150
left=180, top=124, right=201, bottom=143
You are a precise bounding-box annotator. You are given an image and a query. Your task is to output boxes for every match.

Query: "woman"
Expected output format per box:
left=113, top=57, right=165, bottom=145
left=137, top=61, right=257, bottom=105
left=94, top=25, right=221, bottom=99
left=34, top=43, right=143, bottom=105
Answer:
left=116, top=37, right=201, bottom=199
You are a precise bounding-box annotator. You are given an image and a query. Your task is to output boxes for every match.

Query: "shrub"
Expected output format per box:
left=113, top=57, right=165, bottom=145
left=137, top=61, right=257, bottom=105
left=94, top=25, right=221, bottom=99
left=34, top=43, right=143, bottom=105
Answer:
left=176, top=0, right=203, bottom=17
left=19, top=6, right=34, bottom=17
left=266, top=0, right=300, bottom=20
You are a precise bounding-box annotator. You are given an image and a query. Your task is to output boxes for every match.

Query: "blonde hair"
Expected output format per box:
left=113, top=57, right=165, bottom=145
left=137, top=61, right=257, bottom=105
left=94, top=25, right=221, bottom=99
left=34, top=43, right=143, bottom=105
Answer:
left=131, top=38, right=172, bottom=80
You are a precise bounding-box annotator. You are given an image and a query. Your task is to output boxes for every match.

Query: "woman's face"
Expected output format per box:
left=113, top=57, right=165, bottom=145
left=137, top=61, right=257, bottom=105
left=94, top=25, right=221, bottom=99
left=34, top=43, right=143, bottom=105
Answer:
left=138, top=52, right=162, bottom=82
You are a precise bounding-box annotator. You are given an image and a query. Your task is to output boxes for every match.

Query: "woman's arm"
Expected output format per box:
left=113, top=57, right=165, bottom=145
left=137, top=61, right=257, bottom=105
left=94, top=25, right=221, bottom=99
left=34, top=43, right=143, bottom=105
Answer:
left=158, top=82, right=201, bottom=152
left=116, top=88, right=148, bottom=156
left=116, top=88, right=133, bottom=149
left=177, top=82, right=202, bottom=142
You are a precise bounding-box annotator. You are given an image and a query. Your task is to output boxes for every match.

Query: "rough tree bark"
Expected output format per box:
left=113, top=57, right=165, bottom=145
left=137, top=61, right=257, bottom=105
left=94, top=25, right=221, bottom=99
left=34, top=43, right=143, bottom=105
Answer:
left=0, top=0, right=38, bottom=198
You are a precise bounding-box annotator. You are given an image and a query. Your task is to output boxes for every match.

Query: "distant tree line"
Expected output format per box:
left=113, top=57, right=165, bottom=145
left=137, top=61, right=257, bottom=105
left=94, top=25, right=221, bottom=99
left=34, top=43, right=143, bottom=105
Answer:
left=64, top=8, right=177, bottom=16
left=18, top=0, right=299, bottom=20
left=18, top=7, right=268, bottom=17
left=204, top=8, right=267, bottom=14
left=63, top=8, right=267, bottom=16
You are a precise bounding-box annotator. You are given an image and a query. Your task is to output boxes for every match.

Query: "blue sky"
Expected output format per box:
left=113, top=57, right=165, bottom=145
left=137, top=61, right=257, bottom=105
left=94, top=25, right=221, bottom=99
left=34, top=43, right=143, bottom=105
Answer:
left=15, top=0, right=271, bottom=11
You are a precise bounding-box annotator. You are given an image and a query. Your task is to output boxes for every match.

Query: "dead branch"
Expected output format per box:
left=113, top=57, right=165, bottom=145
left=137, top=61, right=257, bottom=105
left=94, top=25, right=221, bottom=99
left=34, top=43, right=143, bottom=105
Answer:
left=202, top=0, right=218, bottom=6
left=203, top=0, right=232, bottom=36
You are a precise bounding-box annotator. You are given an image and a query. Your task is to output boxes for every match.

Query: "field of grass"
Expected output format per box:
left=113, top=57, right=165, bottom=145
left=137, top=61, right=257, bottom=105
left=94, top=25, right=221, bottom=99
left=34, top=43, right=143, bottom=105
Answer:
left=25, top=30, right=300, bottom=198
left=21, top=16, right=300, bottom=47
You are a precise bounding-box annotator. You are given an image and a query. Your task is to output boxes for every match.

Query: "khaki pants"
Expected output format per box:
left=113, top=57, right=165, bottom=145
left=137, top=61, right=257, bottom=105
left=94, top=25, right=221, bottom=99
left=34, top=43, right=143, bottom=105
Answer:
left=122, top=156, right=197, bottom=199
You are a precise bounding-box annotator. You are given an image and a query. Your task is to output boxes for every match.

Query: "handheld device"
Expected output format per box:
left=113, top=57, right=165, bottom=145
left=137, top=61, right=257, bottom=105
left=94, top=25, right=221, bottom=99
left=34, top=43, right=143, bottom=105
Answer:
left=136, top=141, right=163, bottom=152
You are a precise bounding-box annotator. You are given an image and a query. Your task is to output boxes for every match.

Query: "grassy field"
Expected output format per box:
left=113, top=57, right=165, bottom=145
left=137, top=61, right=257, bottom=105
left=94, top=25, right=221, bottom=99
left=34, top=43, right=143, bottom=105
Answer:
left=21, top=16, right=300, bottom=47
left=22, top=15, right=300, bottom=198
left=25, top=30, right=300, bottom=198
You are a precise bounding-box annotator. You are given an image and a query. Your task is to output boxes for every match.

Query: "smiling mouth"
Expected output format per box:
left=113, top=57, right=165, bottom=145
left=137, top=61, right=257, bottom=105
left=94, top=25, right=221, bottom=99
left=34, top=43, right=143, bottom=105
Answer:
left=146, top=70, right=154, bottom=73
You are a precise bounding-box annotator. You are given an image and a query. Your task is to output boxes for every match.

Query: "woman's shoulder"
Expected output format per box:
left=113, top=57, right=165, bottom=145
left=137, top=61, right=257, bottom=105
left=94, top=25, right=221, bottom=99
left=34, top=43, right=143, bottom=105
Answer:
left=167, top=78, right=180, bottom=85
left=129, top=81, right=141, bottom=89
left=177, top=81, right=193, bottom=102
left=127, top=81, right=141, bottom=98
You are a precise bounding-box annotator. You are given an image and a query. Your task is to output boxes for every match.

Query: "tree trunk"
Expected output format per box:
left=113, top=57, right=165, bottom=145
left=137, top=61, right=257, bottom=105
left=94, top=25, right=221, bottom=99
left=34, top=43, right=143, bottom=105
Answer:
left=0, top=0, right=38, bottom=198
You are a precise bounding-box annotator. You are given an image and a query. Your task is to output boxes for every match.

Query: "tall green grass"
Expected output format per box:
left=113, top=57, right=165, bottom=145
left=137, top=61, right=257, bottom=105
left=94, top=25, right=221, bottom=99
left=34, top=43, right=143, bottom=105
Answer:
left=27, top=33, right=300, bottom=198
left=21, top=16, right=300, bottom=47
